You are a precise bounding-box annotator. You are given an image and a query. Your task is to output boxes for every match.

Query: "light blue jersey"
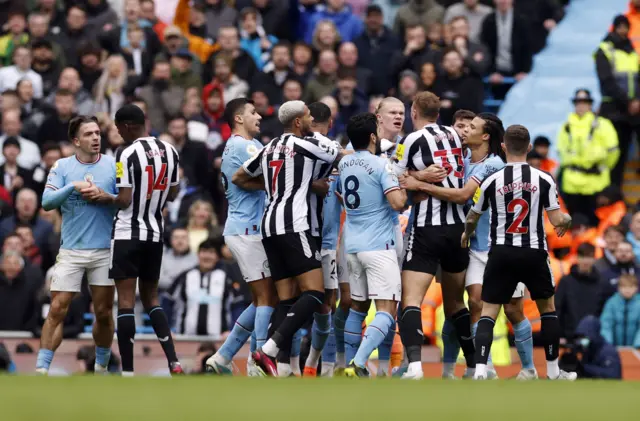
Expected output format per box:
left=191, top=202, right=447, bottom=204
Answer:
left=339, top=151, right=400, bottom=253
left=43, top=155, right=117, bottom=249
left=321, top=142, right=353, bottom=250
left=465, top=154, right=505, bottom=252
left=221, top=135, right=266, bottom=236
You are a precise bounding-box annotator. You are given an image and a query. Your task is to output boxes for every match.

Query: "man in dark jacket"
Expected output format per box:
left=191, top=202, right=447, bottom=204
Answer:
left=573, top=316, right=622, bottom=379
left=0, top=251, right=38, bottom=332
left=556, top=243, right=604, bottom=340
left=252, top=42, right=296, bottom=106
left=595, top=15, right=640, bottom=186
left=390, top=24, right=436, bottom=88
left=595, top=225, right=626, bottom=275
left=167, top=115, right=211, bottom=192
left=203, top=26, right=258, bottom=85
left=598, top=240, right=640, bottom=311
left=354, top=5, right=400, bottom=97
left=337, top=42, right=373, bottom=96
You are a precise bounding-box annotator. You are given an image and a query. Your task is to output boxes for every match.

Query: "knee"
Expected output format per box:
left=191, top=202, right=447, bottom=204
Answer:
left=93, top=305, right=113, bottom=325
left=339, top=295, right=352, bottom=313
left=504, top=303, right=524, bottom=324
left=467, top=294, right=483, bottom=319
left=48, top=295, right=72, bottom=321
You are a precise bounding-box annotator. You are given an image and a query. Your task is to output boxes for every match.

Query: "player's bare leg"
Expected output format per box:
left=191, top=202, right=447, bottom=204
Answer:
left=36, top=291, right=75, bottom=374
left=535, top=297, right=576, bottom=381
left=334, top=282, right=352, bottom=373
left=303, top=289, right=336, bottom=377
left=139, top=280, right=182, bottom=375
left=254, top=269, right=325, bottom=377
left=207, top=278, right=277, bottom=375
left=398, top=270, right=434, bottom=379
left=441, top=270, right=478, bottom=378
left=345, top=299, right=397, bottom=378
left=504, top=297, right=537, bottom=380
left=90, top=285, right=115, bottom=373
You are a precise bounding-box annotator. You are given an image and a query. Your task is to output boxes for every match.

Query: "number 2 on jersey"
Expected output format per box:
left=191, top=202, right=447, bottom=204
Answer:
left=506, top=198, right=530, bottom=234
left=433, top=148, right=463, bottom=178
left=145, top=163, right=168, bottom=199
left=269, top=160, right=284, bottom=194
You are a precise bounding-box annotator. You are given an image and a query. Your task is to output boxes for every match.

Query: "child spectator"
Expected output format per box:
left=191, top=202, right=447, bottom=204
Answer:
left=600, top=273, right=640, bottom=347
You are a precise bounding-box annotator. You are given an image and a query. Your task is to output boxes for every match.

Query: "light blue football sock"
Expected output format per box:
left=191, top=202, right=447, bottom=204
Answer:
left=95, top=346, right=111, bottom=368
left=218, top=304, right=255, bottom=362
left=311, top=311, right=331, bottom=351
left=36, top=349, right=54, bottom=370
left=345, top=309, right=367, bottom=363
left=354, top=312, right=394, bottom=368
left=254, top=305, right=274, bottom=349
left=442, top=319, right=460, bottom=364
left=514, top=319, right=534, bottom=370
left=377, top=320, right=396, bottom=363
left=322, top=325, right=337, bottom=363
left=334, top=306, right=348, bottom=354
left=250, top=331, right=257, bottom=353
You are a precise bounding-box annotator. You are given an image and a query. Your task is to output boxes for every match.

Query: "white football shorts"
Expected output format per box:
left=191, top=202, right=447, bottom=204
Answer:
left=466, top=249, right=525, bottom=298
left=50, top=249, right=114, bottom=292
left=321, top=249, right=338, bottom=290
left=348, top=249, right=401, bottom=301
left=394, top=223, right=404, bottom=265
left=225, top=234, right=271, bottom=282
left=336, top=233, right=349, bottom=285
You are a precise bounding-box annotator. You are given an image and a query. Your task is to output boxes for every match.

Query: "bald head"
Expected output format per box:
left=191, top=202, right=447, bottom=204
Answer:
left=338, top=42, right=358, bottom=67
left=16, top=188, right=38, bottom=221
left=59, top=67, right=81, bottom=93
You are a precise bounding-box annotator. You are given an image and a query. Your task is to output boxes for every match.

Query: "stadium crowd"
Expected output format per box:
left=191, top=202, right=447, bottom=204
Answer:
left=0, top=0, right=639, bottom=377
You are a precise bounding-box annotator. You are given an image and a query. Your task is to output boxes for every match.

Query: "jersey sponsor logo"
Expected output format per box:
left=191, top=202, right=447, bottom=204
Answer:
left=246, top=144, right=258, bottom=157
left=115, top=162, right=124, bottom=178
left=395, top=144, right=405, bottom=161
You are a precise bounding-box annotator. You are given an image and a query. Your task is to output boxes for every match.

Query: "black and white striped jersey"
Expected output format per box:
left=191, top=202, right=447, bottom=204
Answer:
left=393, top=123, right=466, bottom=227
left=113, top=137, right=180, bottom=242
left=242, top=133, right=339, bottom=238
left=309, top=132, right=339, bottom=238
left=471, top=163, right=560, bottom=250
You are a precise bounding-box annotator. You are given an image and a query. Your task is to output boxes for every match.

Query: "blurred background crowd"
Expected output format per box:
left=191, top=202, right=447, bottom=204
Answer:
left=0, top=0, right=638, bottom=378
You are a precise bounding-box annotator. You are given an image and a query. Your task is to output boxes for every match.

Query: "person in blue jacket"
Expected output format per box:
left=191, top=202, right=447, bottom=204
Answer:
left=239, top=7, right=278, bottom=71
left=574, top=315, right=622, bottom=379
left=305, top=0, right=364, bottom=43
left=600, top=273, right=640, bottom=347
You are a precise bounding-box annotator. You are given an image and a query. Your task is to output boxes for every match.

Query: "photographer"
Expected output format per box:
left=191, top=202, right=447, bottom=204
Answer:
left=561, top=315, right=622, bottom=379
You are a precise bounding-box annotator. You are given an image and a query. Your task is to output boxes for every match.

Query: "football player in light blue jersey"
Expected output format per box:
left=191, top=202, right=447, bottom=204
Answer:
left=409, top=112, right=536, bottom=380
left=206, top=98, right=276, bottom=376
left=36, top=116, right=117, bottom=375
left=340, top=113, right=407, bottom=377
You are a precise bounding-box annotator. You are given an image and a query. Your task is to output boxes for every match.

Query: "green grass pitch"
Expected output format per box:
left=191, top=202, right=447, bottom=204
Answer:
left=3, top=376, right=639, bottom=421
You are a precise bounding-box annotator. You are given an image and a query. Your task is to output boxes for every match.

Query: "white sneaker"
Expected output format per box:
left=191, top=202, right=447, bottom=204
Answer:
left=35, top=368, right=48, bottom=376
left=473, top=372, right=487, bottom=380
left=486, top=368, right=499, bottom=380
left=205, top=354, right=233, bottom=375
left=516, top=368, right=538, bottom=380
left=401, top=365, right=424, bottom=380
left=549, top=370, right=577, bottom=381
left=246, top=356, right=264, bottom=377
left=94, top=364, right=109, bottom=375
left=277, top=362, right=293, bottom=377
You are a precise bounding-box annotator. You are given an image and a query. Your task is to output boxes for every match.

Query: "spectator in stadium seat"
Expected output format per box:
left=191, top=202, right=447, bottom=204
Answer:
left=448, top=15, right=490, bottom=77
left=211, top=53, right=250, bottom=105
left=74, top=43, right=103, bottom=96
left=353, top=5, right=400, bottom=98
left=306, top=0, right=363, bottom=44
left=337, top=42, right=373, bottom=96
left=598, top=240, right=639, bottom=312
left=389, top=25, right=435, bottom=87
left=0, top=188, right=52, bottom=250
left=30, top=39, right=62, bottom=99
left=310, top=20, right=342, bottom=62
left=167, top=115, right=211, bottom=191
left=185, top=2, right=208, bottom=40
left=595, top=225, right=626, bottom=275
left=32, top=0, right=66, bottom=34
left=185, top=200, right=222, bottom=252
left=419, top=61, right=438, bottom=92
left=136, top=60, right=185, bottom=132
left=57, top=5, right=93, bottom=68
left=556, top=243, right=604, bottom=340
left=249, top=0, right=290, bottom=41
left=119, top=24, right=152, bottom=89
left=0, top=46, right=43, bottom=99
left=572, top=315, right=622, bottom=379
left=45, top=67, right=95, bottom=117
left=17, top=79, right=44, bottom=124
left=170, top=48, right=202, bottom=91
left=15, top=223, right=41, bottom=267
left=28, top=12, right=66, bottom=68
left=29, top=142, right=61, bottom=204
left=292, top=0, right=323, bottom=41
left=481, top=0, right=533, bottom=87
left=0, top=251, right=39, bottom=332
left=251, top=87, right=283, bottom=142
left=139, top=0, right=168, bottom=43
left=98, top=0, right=162, bottom=58
left=331, top=68, right=367, bottom=137
left=93, top=55, right=128, bottom=120
left=394, top=0, right=444, bottom=38
left=84, top=0, right=119, bottom=37
left=202, top=0, right=238, bottom=42
left=239, top=7, right=278, bottom=71
left=202, top=82, right=231, bottom=144
left=37, top=89, right=77, bottom=144
left=433, top=47, right=484, bottom=125
left=291, top=42, right=313, bottom=84
left=0, top=137, right=33, bottom=199
left=444, top=0, right=493, bottom=43
left=397, top=70, right=420, bottom=132
left=2, top=231, right=44, bottom=285
left=254, top=41, right=296, bottom=106
left=600, top=273, right=640, bottom=347
left=204, top=26, right=258, bottom=85
left=160, top=227, right=199, bottom=292
left=0, top=10, right=29, bottom=67
left=0, top=108, right=41, bottom=170
left=282, top=78, right=303, bottom=103
left=303, top=49, right=339, bottom=104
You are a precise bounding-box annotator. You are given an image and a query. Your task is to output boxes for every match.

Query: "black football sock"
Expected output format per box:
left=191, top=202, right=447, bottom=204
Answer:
left=474, top=316, right=495, bottom=366
left=398, top=306, right=423, bottom=363
left=117, top=308, right=136, bottom=373
left=268, top=298, right=297, bottom=339
left=452, top=308, right=476, bottom=368
left=540, top=311, right=561, bottom=361
left=147, top=306, right=178, bottom=364
left=271, top=291, right=324, bottom=350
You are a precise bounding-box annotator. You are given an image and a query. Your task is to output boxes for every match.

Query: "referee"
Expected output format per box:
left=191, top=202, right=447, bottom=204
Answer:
left=84, top=104, right=183, bottom=376
left=463, top=124, right=576, bottom=381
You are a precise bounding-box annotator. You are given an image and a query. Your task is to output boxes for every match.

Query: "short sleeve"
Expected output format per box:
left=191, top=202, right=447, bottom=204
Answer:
left=543, top=176, right=561, bottom=211
left=116, top=148, right=132, bottom=188
left=392, top=133, right=417, bottom=176
left=295, top=135, right=339, bottom=164
left=169, top=145, right=180, bottom=186
left=44, top=159, right=64, bottom=191
left=381, top=161, right=400, bottom=194
left=471, top=158, right=504, bottom=186
left=242, top=147, right=265, bottom=177
left=471, top=179, right=491, bottom=214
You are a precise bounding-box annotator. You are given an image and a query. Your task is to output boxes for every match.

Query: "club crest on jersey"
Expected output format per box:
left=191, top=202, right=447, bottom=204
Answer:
left=246, top=144, right=258, bottom=157
left=84, top=173, right=94, bottom=182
